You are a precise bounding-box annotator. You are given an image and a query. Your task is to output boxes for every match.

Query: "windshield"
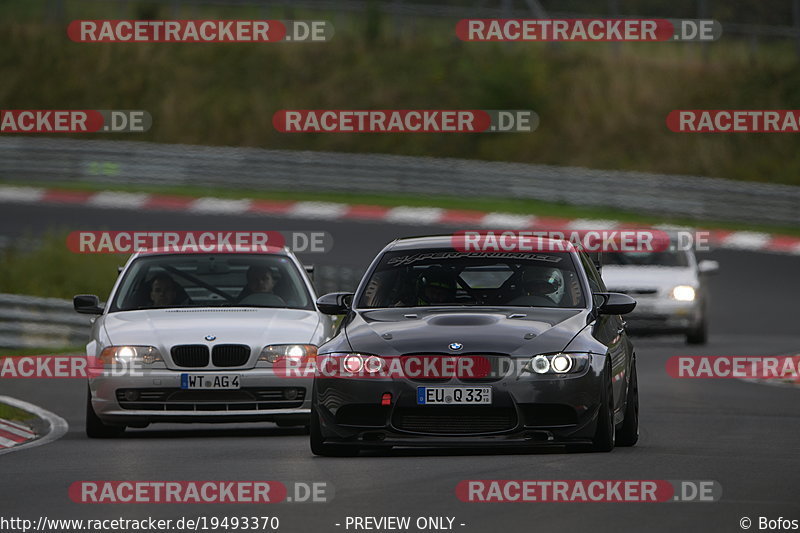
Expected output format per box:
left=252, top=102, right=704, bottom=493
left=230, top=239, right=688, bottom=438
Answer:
left=110, top=254, right=312, bottom=312
left=604, top=250, right=690, bottom=267
left=358, top=249, right=585, bottom=309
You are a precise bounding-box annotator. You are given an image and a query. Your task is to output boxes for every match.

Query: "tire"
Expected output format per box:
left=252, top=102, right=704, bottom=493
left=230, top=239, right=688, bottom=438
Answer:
left=85, top=388, right=125, bottom=439
left=616, top=359, right=639, bottom=447
left=590, top=360, right=615, bottom=452
left=686, top=312, right=708, bottom=345
left=310, top=405, right=359, bottom=457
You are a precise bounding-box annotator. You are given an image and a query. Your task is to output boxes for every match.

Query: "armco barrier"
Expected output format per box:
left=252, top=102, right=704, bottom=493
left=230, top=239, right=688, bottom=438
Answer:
left=1, top=137, right=798, bottom=227
left=0, top=265, right=363, bottom=349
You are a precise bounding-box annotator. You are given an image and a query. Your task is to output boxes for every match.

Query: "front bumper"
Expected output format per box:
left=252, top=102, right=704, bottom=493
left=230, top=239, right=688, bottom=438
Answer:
left=90, top=369, right=311, bottom=425
left=313, top=355, right=606, bottom=447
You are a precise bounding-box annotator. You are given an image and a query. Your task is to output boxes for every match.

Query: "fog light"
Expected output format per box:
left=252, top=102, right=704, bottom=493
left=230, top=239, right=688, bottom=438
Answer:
left=531, top=355, right=550, bottom=374
left=283, top=388, right=299, bottom=400
left=551, top=354, right=573, bottom=373
left=381, top=392, right=392, bottom=406
left=124, top=390, right=139, bottom=401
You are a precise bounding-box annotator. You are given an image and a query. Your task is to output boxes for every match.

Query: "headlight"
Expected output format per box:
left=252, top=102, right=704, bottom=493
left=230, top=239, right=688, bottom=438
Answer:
left=99, top=346, right=162, bottom=365
left=319, top=353, right=387, bottom=375
left=530, top=355, right=550, bottom=374
left=671, top=285, right=696, bottom=301
left=551, top=353, right=573, bottom=373
left=523, top=353, right=590, bottom=375
left=258, top=344, right=317, bottom=364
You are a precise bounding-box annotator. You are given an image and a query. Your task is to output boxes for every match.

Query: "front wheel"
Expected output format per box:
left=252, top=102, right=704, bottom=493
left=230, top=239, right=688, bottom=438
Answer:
left=616, top=359, right=639, bottom=447
left=310, top=405, right=359, bottom=457
left=686, top=311, right=708, bottom=345
left=85, top=387, right=125, bottom=439
left=590, top=360, right=615, bottom=452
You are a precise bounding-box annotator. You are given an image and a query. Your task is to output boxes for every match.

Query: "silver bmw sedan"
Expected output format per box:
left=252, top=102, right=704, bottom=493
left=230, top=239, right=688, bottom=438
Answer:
left=74, top=246, right=333, bottom=438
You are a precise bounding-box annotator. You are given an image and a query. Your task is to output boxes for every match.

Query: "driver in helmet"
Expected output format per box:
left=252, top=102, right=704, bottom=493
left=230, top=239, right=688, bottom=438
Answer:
left=416, top=267, right=458, bottom=305
left=508, top=266, right=563, bottom=306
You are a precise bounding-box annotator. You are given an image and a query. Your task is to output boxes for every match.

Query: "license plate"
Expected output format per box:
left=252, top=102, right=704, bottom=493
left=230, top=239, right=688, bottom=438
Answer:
left=417, top=386, right=491, bottom=405
left=180, top=374, right=241, bottom=390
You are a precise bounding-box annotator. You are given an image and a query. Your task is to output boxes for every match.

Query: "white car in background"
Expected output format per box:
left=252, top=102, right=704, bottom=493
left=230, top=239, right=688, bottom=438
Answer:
left=74, top=246, right=333, bottom=438
left=601, top=249, right=718, bottom=344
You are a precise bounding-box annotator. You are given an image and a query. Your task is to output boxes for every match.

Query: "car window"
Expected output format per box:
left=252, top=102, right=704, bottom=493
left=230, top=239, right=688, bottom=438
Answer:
left=110, top=254, right=312, bottom=311
left=579, top=251, right=606, bottom=293
left=358, top=249, right=585, bottom=309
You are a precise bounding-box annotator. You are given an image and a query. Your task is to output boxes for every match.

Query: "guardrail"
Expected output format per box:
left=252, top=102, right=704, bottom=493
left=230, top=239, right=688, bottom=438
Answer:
left=1, top=137, right=799, bottom=227
left=0, top=294, right=92, bottom=349
left=0, top=266, right=364, bottom=349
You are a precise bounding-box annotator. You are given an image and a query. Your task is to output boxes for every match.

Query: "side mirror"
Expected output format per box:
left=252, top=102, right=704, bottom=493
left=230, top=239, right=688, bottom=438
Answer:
left=74, top=294, right=104, bottom=315
left=594, top=292, right=636, bottom=315
left=304, top=264, right=315, bottom=280
left=316, top=292, right=353, bottom=315
left=698, top=260, right=719, bottom=274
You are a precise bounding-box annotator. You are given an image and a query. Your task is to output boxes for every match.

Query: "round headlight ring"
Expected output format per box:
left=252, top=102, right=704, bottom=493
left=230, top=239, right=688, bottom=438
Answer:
left=364, top=355, right=384, bottom=374
left=343, top=354, right=364, bottom=373
left=531, top=355, right=550, bottom=374
left=551, top=353, right=573, bottom=373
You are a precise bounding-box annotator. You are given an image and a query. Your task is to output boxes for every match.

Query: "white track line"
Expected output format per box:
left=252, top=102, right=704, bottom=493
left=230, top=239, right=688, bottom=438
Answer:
left=0, top=421, right=35, bottom=438
left=0, top=396, right=68, bottom=456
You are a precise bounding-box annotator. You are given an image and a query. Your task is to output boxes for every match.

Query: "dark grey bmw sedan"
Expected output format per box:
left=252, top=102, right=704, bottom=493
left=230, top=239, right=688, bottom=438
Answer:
left=310, top=235, right=639, bottom=456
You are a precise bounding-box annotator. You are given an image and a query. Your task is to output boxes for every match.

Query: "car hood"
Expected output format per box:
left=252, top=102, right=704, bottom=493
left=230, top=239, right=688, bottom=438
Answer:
left=103, top=308, right=320, bottom=349
left=342, top=307, right=588, bottom=356
left=602, top=266, right=697, bottom=292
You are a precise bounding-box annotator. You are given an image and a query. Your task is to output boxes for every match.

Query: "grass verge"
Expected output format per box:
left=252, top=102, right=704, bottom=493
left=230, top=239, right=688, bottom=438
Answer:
left=0, top=403, right=35, bottom=424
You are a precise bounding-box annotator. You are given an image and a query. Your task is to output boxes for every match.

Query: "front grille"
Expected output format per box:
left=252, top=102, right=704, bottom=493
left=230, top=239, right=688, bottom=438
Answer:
left=212, top=344, right=250, bottom=367
left=171, top=345, right=209, bottom=367
left=392, top=407, right=517, bottom=434
left=116, top=387, right=305, bottom=411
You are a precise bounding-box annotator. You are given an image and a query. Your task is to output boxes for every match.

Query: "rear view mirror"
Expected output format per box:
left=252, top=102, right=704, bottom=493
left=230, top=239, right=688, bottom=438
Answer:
left=698, top=260, right=719, bottom=274
left=594, top=292, right=636, bottom=315
left=316, top=292, right=353, bottom=315
left=304, top=264, right=315, bottom=280
left=74, top=294, right=105, bottom=315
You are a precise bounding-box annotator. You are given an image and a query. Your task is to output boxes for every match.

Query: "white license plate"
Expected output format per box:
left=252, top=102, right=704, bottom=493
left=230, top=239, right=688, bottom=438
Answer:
left=180, top=374, right=241, bottom=390
left=417, top=386, right=491, bottom=405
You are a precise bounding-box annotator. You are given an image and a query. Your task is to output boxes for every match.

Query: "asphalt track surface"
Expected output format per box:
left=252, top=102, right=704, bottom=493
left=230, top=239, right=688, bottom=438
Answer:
left=0, top=202, right=798, bottom=533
